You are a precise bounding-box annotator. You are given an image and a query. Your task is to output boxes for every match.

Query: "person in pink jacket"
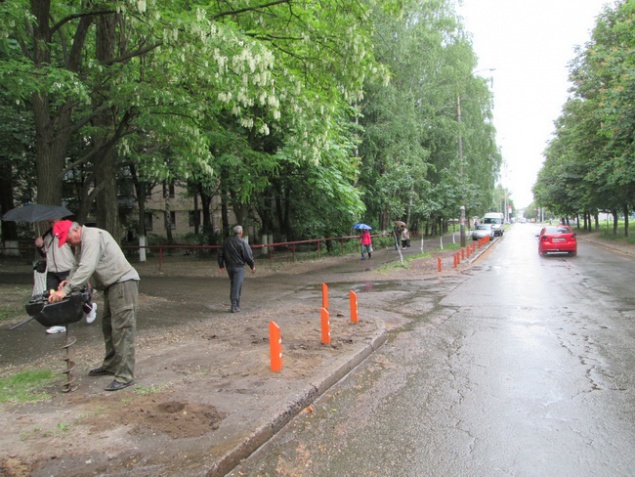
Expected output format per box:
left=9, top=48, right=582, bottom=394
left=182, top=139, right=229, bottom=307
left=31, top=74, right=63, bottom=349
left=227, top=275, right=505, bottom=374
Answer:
left=360, top=229, right=372, bottom=260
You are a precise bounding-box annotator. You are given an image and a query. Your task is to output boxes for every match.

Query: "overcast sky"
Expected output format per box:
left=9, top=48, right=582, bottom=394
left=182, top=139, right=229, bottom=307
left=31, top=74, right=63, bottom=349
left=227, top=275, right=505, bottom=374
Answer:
left=456, top=0, right=609, bottom=209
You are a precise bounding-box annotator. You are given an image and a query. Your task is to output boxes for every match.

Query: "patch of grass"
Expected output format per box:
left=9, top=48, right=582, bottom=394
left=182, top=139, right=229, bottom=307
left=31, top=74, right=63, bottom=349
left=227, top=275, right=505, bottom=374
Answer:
left=0, top=284, right=33, bottom=322
left=378, top=251, right=431, bottom=272
left=133, top=383, right=169, bottom=396
left=56, top=422, right=70, bottom=433
left=598, top=228, right=635, bottom=246
left=0, top=369, right=57, bottom=403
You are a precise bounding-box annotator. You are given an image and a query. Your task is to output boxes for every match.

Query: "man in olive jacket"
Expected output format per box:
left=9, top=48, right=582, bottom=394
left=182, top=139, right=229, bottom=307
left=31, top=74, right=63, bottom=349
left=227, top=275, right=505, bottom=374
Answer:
left=218, top=225, right=256, bottom=313
left=49, top=220, right=139, bottom=391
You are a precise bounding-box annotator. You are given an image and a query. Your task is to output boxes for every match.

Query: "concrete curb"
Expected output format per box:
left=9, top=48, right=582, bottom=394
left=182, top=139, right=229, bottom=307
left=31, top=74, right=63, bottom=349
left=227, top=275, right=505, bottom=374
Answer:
left=208, top=318, right=388, bottom=476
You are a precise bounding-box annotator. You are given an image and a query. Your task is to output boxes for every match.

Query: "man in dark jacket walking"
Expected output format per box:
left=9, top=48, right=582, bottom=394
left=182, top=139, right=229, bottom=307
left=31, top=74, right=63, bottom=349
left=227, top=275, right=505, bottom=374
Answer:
left=218, top=225, right=256, bottom=313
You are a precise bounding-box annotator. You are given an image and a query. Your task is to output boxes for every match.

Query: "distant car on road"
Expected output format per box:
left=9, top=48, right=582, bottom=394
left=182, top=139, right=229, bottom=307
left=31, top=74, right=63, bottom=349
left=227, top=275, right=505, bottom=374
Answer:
left=538, top=225, right=577, bottom=256
left=472, top=224, right=495, bottom=241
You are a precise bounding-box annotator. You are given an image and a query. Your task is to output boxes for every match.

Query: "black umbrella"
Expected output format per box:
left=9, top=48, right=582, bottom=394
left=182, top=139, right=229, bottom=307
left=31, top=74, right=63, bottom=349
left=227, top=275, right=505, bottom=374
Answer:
left=1, top=204, right=73, bottom=223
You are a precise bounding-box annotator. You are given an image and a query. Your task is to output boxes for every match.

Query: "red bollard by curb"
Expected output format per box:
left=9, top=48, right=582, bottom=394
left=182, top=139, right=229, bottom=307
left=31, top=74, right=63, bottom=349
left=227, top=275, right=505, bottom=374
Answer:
left=322, top=283, right=329, bottom=310
left=467, top=246, right=471, bottom=258
left=321, top=307, right=331, bottom=344
left=437, top=257, right=442, bottom=272
left=269, top=321, right=282, bottom=372
left=461, top=248, right=465, bottom=260
left=349, top=290, right=358, bottom=324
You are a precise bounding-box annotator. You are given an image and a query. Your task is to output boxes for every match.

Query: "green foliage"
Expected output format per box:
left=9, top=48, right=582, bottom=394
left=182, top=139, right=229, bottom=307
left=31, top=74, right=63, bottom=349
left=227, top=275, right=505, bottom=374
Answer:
left=0, top=369, right=55, bottom=403
left=535, top=1, right=634, bottom=227
left=358, top=0, right=499, bottom=233
left=1, top=0, right=500, bottom=244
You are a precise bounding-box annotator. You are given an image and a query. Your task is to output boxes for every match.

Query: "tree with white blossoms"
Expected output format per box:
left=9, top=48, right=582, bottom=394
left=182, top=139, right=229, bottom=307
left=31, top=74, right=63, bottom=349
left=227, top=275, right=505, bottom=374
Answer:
left=0, top=0, right=389, bottom=241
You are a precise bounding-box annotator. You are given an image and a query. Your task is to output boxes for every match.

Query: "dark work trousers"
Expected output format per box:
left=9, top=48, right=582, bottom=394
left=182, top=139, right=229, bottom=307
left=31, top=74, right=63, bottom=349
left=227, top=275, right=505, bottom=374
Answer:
left=101, top=280, right=138, bottom=384
left=227, top=266, right=245, bottom=308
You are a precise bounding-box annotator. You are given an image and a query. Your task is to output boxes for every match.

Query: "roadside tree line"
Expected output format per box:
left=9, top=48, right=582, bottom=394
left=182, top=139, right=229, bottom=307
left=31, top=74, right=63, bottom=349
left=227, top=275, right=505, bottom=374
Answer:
left=0, top=0, right=502, bottom=246
left=533, top=0, right=634, bottom=236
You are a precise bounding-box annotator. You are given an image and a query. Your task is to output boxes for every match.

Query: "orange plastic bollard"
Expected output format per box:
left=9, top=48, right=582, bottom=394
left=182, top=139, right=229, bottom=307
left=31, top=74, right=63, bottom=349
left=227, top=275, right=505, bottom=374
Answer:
left=453, top=253, right=458, bottom=268
left=269, top=321, right=282, bottom=372
left=321, top=307, right=331, bottom=344
left=467, top=246, right=471, bottom=258
left=461, top=248, right=465, bottom=260
left=349, top=290, right=359, bottom=324
left=322, top=283, right=329, bottom=310
left=437, top=257, right=442, bottom=272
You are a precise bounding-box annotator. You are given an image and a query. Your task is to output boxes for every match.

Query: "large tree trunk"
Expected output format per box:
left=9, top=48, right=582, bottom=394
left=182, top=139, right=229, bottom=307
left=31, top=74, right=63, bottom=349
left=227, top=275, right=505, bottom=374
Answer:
left=612, top=209, right=618, bottom=235
left=198, top=185, right=214, bottom=246
left=92, top=11, right=120, bottom=238
left=0, top=155, right=17, bottom=241
left=31, top=0, right=67, bottom=206
left=162, top=181, right=174, bottom=245
left=31, top=0, right=92, bottom=207
left=594, top=211, right=599, bottom=231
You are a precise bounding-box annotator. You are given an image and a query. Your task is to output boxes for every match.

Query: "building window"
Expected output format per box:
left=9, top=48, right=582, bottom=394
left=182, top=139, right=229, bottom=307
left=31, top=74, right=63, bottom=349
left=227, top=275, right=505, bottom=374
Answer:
left=169, top=183, right=175, bottom=198
left=144, top=213, right=153, bottom=231
left=170, top=211, right=176, bottom=230
left=189, top=210, right=200, bottom=227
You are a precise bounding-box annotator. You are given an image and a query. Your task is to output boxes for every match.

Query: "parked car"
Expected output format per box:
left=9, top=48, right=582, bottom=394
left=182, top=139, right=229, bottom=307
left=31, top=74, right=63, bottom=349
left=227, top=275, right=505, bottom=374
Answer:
left=538, top=225, right=577, bottom=256
left=472, top=224, right=495, bottom=241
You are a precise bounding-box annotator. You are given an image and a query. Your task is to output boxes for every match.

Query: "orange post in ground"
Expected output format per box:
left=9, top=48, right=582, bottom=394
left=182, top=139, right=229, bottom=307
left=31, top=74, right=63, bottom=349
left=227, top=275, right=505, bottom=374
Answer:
left=321, top=307, right=331, bottom=344
left=322, top=283, right=329, bottom=310
left=467, top=246, right=471, bottom=258
left=437, top=257, right=442, bottom=272
left=269, top=321, right=282, bottom=372
left=349, top=290, right=359, bottom=324
left=461, top=248, right=465, bottom=260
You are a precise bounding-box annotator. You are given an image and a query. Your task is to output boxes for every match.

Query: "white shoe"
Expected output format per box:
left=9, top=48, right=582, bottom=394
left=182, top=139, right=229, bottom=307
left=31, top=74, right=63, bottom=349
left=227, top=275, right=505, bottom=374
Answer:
left=46, top=326, right=66, bottom=334
left=86, top=303, right=97, bottom=324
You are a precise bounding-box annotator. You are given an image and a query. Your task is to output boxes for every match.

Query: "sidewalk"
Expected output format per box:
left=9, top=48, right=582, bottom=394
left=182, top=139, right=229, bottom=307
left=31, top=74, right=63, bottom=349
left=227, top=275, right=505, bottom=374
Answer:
left=2, top=240, right=474, bottom=477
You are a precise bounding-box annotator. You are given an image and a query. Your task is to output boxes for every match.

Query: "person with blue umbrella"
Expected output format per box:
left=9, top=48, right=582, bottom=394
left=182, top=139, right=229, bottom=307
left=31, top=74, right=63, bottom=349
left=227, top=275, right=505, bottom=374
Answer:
left=354, top=224, right=373, bottom=260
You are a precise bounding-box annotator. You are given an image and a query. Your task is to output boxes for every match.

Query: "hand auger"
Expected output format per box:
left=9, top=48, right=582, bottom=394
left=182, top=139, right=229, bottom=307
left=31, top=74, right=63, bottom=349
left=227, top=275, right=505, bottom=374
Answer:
left=22, top=287, right=92, bottom=392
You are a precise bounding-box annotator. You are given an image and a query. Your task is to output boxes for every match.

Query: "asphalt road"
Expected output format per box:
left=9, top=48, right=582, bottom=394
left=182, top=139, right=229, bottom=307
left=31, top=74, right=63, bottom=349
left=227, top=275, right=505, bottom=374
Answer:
left=230, top=224, right=635, bottom=477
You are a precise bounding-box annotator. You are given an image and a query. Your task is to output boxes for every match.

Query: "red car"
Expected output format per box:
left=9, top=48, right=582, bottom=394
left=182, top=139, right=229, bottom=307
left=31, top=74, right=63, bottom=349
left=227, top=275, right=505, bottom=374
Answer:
left=538, top=225, right=577, bottom=256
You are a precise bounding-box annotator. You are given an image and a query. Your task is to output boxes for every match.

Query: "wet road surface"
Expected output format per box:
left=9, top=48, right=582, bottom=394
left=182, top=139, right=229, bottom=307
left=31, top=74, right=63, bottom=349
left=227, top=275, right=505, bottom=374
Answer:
left=230, top=225, right=635, bottom=476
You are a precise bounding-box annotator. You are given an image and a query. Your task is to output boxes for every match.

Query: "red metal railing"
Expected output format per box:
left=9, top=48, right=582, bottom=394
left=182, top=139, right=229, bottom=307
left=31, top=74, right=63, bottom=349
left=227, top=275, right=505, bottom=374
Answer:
left=1, top=233, right=392, bottom=271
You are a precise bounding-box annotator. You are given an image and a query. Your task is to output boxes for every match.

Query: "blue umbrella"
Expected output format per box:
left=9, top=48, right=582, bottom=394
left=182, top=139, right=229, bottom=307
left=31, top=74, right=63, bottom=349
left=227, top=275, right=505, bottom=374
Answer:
left=353, top=223, right=372, bottom=230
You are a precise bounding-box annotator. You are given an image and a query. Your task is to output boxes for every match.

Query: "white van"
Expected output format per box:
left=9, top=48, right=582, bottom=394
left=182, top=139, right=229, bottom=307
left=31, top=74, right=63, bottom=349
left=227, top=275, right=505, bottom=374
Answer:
left=482, top=212, right=504, bottom=236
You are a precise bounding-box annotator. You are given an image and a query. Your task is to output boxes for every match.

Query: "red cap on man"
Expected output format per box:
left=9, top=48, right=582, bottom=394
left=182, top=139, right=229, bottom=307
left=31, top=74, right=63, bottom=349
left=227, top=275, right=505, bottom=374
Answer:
left=53, top=219, right=74, bottom=247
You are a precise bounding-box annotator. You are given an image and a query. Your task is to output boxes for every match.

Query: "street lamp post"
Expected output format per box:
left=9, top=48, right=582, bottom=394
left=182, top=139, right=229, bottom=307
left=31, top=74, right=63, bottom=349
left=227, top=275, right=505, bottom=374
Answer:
left=460, top=205, right=466, bottom=247
left=456, top=68, right=495, bottom=248
left=457, top=94, right=466, bottom=247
